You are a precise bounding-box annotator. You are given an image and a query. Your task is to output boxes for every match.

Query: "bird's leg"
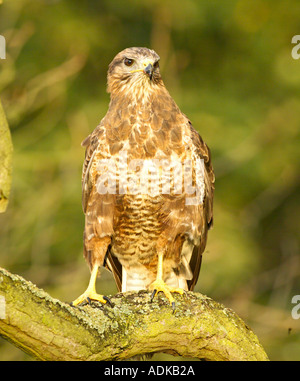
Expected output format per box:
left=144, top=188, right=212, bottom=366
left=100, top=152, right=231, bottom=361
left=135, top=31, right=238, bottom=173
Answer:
left=71, top=263, right=111, bottom=306
left=148, top=251, right=185, bottom=311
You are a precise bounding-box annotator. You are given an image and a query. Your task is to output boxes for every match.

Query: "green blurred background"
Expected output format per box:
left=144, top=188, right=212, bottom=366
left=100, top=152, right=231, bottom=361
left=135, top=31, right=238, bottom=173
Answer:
left=0, top=0, right=299, bottom=361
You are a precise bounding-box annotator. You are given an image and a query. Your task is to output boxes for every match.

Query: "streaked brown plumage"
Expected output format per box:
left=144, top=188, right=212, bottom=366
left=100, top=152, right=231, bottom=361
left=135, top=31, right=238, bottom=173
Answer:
left=72, top=47, right=214, bottom=307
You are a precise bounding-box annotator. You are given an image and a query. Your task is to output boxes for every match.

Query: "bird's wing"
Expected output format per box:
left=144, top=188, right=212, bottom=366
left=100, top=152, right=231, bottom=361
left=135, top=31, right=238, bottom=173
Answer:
left=81, top=124, right=119, bottom=274
left=186, top=122, right=214, bottom=290
left=156, top=118, right=214, bottom=291
left=81, top=125, right=104, bottom=213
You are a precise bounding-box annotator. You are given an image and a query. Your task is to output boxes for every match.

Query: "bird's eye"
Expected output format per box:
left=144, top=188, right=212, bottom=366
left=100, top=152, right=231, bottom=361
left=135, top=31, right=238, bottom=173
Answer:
left=124, top=58, right=134, bottom=67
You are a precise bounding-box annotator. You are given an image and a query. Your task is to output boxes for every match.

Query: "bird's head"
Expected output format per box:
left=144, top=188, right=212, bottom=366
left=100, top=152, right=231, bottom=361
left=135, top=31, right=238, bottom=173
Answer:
left=107, top=47, right=162, bottom=95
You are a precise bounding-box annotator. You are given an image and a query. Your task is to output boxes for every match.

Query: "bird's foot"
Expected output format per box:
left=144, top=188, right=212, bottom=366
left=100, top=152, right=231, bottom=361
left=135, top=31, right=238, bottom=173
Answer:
left=71, top=290, right=112, bottom=307
left=148, top=279, right=185, bottom=312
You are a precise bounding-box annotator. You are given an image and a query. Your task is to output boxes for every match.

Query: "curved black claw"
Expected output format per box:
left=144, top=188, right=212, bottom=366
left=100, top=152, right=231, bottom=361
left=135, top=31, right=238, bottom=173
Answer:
left=103, top=295, right=114, bottom=307
left=150, top=289, right=157, bottom=303
left=171, top=301, right=176, bottom=314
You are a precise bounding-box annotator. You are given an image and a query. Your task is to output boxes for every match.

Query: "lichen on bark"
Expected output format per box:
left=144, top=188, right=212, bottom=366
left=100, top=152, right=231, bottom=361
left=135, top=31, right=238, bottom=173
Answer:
left=0, top=267, right=269, bottom=361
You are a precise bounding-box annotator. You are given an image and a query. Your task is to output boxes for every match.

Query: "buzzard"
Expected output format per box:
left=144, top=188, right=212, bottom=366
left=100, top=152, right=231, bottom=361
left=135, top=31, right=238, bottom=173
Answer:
left=72, top=47, right=214, bottom=309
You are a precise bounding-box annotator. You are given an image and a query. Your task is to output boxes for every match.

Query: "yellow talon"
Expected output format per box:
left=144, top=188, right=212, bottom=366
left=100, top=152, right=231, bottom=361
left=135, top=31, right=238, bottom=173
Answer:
left=71, top=264, right=112, bottom=306
left=149, top=279, right=184, bottom=305
left=71, top=290, right=108, bottom=306
left=148, top=252, right=185, bottom=311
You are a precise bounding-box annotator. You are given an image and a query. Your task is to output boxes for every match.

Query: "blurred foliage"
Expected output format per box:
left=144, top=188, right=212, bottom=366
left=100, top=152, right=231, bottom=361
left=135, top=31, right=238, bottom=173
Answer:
left=0, top=0, right=299, bottom=361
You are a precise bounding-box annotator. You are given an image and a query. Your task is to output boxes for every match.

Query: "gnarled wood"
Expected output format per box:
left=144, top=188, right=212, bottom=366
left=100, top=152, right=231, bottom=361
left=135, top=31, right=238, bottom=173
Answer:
left=0, top=267, right=268, bottom=361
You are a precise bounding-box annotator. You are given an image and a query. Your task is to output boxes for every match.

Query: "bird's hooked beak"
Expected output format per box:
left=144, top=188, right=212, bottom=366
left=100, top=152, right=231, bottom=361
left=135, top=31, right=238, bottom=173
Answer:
left=143, top=61, right=154, bottom=80
left=130, top=59, right=155, bottom=80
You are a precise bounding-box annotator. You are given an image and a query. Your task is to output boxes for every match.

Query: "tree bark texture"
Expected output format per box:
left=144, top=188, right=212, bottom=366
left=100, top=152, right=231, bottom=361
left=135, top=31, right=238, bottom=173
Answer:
left=0, top=267, right=269, bottom=361
left=0, top=99, right=13, bottom=213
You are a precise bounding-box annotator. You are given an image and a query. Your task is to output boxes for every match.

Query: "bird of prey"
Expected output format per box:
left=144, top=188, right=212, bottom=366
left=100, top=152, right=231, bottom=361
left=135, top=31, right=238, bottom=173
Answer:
left=72, top=47, right=214, bottom=309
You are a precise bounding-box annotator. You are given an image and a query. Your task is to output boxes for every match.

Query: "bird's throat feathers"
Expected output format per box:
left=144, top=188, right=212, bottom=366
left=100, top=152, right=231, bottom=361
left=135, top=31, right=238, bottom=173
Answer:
left=108, top=72, right=166, bottom=106
left=107, top=74, right=179, bottom=127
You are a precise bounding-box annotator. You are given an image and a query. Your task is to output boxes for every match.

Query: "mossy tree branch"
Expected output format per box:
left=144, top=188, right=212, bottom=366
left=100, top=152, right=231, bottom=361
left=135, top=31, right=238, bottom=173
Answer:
left=0, top=99, right=13, bottom=213
left=0, top=267, right=268, bottom=361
